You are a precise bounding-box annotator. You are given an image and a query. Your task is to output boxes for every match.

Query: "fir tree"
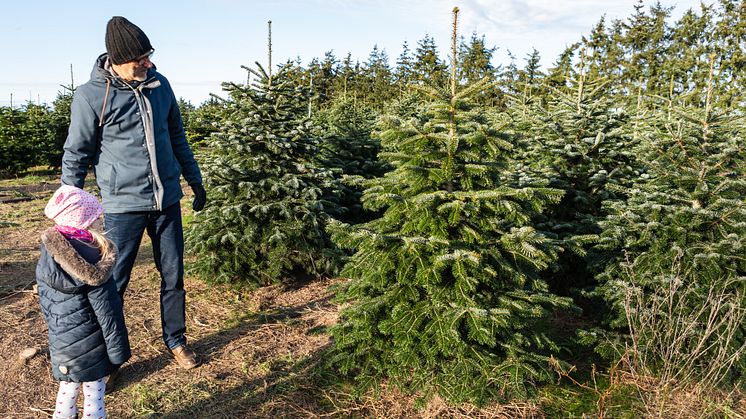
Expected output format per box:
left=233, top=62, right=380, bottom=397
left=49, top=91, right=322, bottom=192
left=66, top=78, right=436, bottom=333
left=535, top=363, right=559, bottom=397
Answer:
left=493, top=50, right=521, bottom=110
left=619, top=1, right=672, bottom=97
left=305, top=51, right=338, bottom=110
left=20, top=103, right=56, bottom=169
left=327, top=8, right=574, bottom=403
left=314, top=97, right=388, bottom=222
left=186, top=62, right=342, bottom=286
left=47, top=85, right=74, bottom=168
left=545, top=44, right=579, bottom=92
left=594, top=59, right=746, bottom=387
left=663, top=5, right=714, bottom=106
left=181, top=97, right=226, bottom=148
left=334, top=53, right=357, bottom=101
left=512, top=51, right=638, bottom=297
left=458, top=32, right=500, bottom=106
left=0, top=106, right=37, bottom=176
left=413, top=34, right=448, bottom=86
left=457, top=32, right=497, bottom=84
left=581, top=16, right=625, bottom=94
left=394, top=41, right=415, bottom=95
left=713, top=0, right=746, bottom=108
left=362, top=45, right=395, bottom=109
left=519, top=49, right=543, bottom=87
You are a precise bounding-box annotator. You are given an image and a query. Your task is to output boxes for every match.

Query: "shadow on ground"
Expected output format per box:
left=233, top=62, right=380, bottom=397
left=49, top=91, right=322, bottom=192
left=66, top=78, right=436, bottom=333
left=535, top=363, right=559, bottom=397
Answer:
left=110, top=292, right=343, bottom=418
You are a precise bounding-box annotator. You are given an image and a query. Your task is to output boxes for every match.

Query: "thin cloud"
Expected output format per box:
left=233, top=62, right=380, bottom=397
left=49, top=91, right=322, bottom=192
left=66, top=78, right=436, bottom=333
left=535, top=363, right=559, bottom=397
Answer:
left=448, top=0, right=701, bottom=64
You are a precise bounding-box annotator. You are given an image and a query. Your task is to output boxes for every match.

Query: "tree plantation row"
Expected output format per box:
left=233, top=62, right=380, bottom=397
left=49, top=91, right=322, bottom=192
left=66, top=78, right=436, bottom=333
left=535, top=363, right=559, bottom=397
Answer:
left=2, top=0, right=744, bottom=411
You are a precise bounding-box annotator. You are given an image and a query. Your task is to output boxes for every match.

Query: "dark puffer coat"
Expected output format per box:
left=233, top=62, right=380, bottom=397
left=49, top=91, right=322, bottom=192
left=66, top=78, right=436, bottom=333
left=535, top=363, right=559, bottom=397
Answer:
left=35, top=228, right=131, bottom=382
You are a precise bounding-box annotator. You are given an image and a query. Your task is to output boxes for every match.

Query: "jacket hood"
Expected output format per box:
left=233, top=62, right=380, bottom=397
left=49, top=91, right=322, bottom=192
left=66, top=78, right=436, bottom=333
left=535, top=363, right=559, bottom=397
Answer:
left=91, top=53, right=157, bottom=87
left=40, top=227, right=117, bottom=286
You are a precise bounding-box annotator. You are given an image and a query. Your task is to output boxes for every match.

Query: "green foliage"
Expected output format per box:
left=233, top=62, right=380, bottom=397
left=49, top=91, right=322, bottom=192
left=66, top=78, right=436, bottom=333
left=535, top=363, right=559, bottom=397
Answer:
left=457, top=32, right=497, bottom=85
left=0, top=106, right=32, bottom=176
left=0, top=86, right=71, bottom=177
left=46, top=87, right=74, bottom=168
left=313, top=97, right=389, bottom=223
left=457, top=33, right=501, bottom=107
left=185, top=62, right=343, bottom=286
left=180, top=97, right=225, bottom=147
left=394, top=41, right=415, bottom=94
left=360, top=46, right=396, bottom=110
left=508, top=51, right=638, bottom=296
left=0, top=102, right=60, bottom=177
left=412, top=34, right=449, bottom=87
left=595, top=65, right=746, bottom=388
left=327, top=76, right=575, bottom=404
left=0, top=1, right=733, bottom=408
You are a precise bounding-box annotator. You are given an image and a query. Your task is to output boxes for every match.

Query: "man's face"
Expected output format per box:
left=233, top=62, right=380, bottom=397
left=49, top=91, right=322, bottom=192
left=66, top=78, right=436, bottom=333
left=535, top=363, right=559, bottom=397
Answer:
left=113, top=50, right=154, bottom=82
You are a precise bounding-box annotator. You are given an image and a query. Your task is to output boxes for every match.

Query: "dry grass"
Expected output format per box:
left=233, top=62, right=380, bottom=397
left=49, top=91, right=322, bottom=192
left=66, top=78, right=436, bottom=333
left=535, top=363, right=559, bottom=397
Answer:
left=612, top=251, right=746, bottom=418
left=0, top=174, right=542, bottom=418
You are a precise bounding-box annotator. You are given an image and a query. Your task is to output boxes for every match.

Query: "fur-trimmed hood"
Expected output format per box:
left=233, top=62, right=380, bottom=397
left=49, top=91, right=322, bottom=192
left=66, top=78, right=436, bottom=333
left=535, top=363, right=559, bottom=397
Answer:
left=40, top=227, right=117, bottom=286
left=35, top=226, right=131, bottom=382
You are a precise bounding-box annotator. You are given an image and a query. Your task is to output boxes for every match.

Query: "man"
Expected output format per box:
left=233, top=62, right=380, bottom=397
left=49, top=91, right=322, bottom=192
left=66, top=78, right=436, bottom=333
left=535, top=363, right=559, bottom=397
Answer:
left=61, top=16, right=206, bottom=371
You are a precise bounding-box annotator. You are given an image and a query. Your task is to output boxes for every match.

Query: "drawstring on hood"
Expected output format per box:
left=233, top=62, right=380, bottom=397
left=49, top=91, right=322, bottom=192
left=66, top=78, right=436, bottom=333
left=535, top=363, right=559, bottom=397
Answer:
left=99, top=78, right=111, bottom=127
left=96, top=53, right=153, bottom=127
left=61, top=52, right=202, bottom=213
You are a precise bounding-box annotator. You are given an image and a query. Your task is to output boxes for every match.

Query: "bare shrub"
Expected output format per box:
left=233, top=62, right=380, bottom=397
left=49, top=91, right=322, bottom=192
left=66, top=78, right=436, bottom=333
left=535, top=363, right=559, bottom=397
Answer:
left=619, top=250, right=745, bottom=415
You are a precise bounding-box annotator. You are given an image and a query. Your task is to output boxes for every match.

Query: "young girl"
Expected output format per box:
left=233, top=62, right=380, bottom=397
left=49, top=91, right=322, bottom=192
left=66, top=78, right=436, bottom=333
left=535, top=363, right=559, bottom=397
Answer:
left=36, top=185, right=130, bottom=419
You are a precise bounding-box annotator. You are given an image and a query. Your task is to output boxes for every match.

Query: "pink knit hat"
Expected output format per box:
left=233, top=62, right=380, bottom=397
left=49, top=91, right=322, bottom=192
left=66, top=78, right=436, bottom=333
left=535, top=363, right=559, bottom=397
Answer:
left=44, top=185, right=104, bottom=229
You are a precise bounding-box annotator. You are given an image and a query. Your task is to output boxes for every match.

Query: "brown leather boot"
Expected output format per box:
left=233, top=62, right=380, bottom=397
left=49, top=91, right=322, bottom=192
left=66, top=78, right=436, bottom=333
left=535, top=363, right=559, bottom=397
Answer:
left=169, top=345, right=201, bottom=369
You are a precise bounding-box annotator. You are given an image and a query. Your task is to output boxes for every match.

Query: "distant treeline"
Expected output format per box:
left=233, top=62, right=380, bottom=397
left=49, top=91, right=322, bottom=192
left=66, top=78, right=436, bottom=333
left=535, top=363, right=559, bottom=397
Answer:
left=3, top=1, right=744, bottom=176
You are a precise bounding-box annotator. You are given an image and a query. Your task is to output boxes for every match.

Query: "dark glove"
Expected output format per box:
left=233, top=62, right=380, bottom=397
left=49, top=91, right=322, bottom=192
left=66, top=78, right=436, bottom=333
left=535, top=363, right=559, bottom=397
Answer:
left=191, top=183, right=207, bottom=211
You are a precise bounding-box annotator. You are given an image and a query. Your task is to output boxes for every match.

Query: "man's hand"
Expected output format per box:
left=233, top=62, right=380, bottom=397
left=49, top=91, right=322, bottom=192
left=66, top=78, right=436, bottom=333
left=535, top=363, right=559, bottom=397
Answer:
left=191, top=184, right=207, bottom=211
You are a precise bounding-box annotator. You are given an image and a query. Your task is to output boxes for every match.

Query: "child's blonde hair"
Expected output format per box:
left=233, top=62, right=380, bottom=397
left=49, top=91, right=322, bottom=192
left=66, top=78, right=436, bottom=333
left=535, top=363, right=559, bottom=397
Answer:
left=88, top=228, right=115, bottom=262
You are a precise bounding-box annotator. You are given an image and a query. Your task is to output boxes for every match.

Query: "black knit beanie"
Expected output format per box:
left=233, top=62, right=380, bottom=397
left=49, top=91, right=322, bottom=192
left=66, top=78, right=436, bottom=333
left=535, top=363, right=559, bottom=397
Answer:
left=105, top=16, right=153, bottom=65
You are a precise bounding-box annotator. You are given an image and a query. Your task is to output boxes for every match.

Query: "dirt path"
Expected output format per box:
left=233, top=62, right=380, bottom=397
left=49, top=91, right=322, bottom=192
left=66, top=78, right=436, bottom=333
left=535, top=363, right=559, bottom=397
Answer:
left=0, top=179, right=343, bottom=418
left=0, top=176, right=535, bottom=418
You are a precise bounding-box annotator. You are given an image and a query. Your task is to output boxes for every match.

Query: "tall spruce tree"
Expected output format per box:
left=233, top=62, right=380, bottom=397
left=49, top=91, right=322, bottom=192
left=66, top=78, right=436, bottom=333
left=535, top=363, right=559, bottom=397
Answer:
left=394, top=41, right=415, bottom=95
left=619, top=1, right=672, bottom=98
left=583, top=17, right=617, bottom=83
left=334, top=53, right=357, bottom=101
left=362, top=45, right=395, bottom=109
left=457, top=32, right=497, bottom=84
left=458, top=32, right=500, bottom=106
left=713, top=0, right=746, bottom=108
left=413, top=34, right=448, bottom=86
left=186, top=62, right=342, bottom=286
left=327, top=8, right=574, bottom=403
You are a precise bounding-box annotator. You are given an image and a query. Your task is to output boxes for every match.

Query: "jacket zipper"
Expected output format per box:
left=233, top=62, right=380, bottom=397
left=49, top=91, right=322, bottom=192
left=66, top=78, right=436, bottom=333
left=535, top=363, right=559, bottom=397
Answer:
left=125, top=77, right=163, bottom=211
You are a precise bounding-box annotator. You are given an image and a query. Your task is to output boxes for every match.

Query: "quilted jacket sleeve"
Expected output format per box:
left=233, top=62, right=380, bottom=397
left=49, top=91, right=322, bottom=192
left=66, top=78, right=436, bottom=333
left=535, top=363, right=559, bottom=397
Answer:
left=61, top=91, right=100, bottom=188
left=87, top=279, right=131, bottom=366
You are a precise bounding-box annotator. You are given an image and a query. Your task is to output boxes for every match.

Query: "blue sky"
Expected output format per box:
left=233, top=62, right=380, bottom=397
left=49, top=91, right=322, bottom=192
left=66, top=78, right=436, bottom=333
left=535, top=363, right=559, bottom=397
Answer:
left=2, top=0, right=705, bottom=107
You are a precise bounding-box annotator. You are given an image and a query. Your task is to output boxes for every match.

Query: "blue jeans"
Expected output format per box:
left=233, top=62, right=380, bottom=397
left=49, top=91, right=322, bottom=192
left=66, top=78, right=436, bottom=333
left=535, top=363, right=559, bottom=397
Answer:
left=104, top=202, right=186, bottom=350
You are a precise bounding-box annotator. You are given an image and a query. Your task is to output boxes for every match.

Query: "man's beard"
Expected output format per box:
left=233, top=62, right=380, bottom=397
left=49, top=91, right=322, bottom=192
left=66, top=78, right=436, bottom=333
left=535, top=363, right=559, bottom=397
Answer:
left=133, top=69, right=147, bottom=81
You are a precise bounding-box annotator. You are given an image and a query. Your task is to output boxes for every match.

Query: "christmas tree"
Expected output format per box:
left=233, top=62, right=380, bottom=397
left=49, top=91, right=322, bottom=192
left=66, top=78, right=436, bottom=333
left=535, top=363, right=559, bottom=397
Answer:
left=595, top=58, right=746, bottom=388
left=186, top=60, right=342, bottom=286
left=510, top=50, right=638, bottom=297
left=313, top=97, right=389, bottom=223
left=327, top=8, right=574, bottom=403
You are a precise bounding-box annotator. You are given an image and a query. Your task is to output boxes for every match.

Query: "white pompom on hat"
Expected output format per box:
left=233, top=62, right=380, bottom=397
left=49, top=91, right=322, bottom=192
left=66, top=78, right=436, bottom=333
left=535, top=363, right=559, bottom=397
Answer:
left=44, top=185, right=104, bottom=229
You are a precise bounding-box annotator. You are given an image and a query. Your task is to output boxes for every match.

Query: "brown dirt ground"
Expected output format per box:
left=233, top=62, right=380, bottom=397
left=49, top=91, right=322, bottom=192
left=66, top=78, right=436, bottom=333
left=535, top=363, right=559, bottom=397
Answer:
left=0, top=175, right=540, bottom=419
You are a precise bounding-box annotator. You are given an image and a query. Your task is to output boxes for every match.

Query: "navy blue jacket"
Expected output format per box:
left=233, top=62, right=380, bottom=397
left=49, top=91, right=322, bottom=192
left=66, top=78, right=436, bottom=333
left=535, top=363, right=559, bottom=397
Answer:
left=36, top=228, right=130, bottom=382
left=61, top=53, right=202, bottom=213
